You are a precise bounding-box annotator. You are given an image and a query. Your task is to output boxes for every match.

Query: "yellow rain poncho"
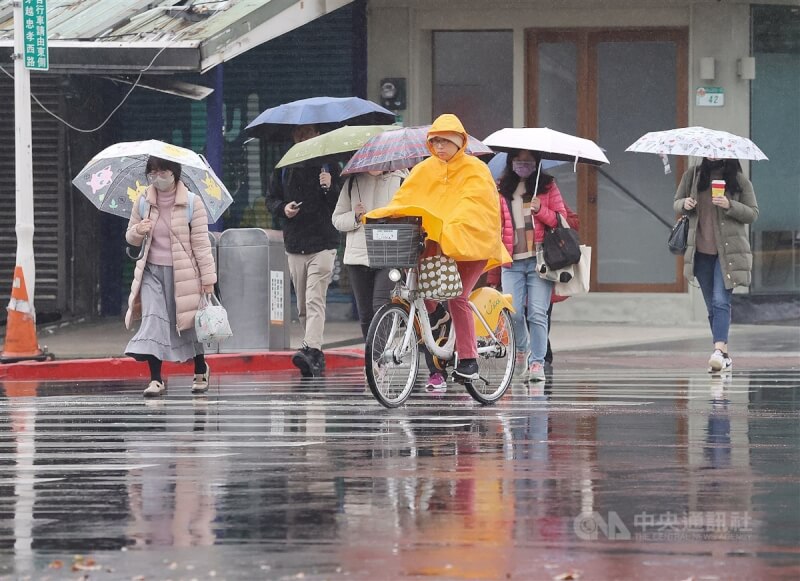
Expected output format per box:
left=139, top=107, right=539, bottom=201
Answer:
left=365, top=114, right=511, bottom=270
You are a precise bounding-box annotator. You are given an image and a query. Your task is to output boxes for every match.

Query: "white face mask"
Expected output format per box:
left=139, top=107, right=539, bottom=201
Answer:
left=152, top=175, right=175, bottom=191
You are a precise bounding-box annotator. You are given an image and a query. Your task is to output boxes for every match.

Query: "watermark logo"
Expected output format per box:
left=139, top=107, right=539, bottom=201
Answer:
left=573, top=511, right=631, bottom=541
left=573, top=510, right=754, bottom=542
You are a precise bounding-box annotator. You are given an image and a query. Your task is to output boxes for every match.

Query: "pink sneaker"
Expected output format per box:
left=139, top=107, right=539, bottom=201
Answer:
left=425, top=372, right=447, bottom=393
left=528, top=362, right=546, bottom=382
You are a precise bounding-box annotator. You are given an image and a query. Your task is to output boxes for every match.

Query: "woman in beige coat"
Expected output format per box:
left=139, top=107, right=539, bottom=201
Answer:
left=332, top=169, right=407, bottom=339
left=125, top=156, right=217, bottom=397
left=673, top=157, right=758, bottom=373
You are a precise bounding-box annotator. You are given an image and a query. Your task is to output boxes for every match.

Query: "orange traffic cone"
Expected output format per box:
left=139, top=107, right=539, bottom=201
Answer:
left=1, top=266, right=48, bottom=363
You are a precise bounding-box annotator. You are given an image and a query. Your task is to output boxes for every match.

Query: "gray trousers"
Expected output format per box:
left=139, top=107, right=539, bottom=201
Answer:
left=287, top=249, right=336, bottom=350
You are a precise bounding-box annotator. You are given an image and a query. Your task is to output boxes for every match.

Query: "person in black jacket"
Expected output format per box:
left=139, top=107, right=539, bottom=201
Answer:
left=266, top=124, right=342, bottom=377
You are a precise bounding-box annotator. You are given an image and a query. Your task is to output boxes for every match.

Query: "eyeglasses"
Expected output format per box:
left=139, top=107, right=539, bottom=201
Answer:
left=429, top=137, right=454, bottom=147
left=147, top=170, right=172, bottom=178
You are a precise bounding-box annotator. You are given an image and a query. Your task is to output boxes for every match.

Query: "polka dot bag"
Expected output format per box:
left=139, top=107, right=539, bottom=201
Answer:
left=417, top=255, right=463, bottom=299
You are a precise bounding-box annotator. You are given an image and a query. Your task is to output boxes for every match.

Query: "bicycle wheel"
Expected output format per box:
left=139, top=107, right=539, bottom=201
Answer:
left=365, top=303, right=420, bottom=408
left=465, top=308, right=515, bottom=404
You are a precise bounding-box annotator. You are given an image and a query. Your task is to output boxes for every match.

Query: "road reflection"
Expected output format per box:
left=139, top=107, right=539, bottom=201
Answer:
left=0, top=368, right=797, bottom=578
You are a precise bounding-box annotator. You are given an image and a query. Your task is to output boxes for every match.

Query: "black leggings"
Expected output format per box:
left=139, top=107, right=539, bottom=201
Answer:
left=144, top=354, right=206, bottom=382
left=348, top=264, right=395, bottom=340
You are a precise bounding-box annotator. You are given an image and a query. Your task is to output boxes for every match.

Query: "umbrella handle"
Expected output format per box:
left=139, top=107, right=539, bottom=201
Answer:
left=126, top=234, right=147, bottom=261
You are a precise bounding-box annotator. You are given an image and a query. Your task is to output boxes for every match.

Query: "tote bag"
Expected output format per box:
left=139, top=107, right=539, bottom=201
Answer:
left=195, top=293, right=233, bottom=342
left=417, top=255, right=463, bottom=299
left=554, top=245, right=591, bottom=296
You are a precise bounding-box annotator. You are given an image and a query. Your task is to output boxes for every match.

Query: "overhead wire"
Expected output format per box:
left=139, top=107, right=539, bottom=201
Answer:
left=0, top=22, right=191, bottom=133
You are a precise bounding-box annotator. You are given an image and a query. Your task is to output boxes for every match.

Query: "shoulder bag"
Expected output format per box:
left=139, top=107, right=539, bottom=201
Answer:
left=668, top=214, right=689, bottom=255
left=541, top=212, right=582, bottom=270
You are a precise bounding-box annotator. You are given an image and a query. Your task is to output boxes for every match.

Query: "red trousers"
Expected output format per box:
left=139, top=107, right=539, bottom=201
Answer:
left=425, top=260, right=487, bottom=360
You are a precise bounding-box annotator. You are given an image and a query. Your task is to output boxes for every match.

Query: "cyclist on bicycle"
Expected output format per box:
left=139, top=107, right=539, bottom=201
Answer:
left=366, top=114, right=512, bottom=391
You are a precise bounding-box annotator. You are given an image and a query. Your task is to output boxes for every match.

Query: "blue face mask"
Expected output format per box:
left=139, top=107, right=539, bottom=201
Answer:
left=512, top=160, right=537, bottom=179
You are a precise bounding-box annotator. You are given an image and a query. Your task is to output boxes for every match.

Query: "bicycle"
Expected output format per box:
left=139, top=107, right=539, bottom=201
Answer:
left=363, top=218, right=516, bottom=408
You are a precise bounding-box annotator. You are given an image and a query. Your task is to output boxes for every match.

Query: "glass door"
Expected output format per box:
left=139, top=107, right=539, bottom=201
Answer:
left=527, top=29, right=688, bottom=292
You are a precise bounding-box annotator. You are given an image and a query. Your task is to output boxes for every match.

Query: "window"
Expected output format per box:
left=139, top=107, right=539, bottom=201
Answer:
left=433, top=31, right=513, bottom=140
left=751, top=5, right=800, bottom=293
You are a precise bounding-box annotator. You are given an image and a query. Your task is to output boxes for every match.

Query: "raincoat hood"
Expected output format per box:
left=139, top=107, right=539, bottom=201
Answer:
left=426, top=114, right=469, bottom=159
left=366, top=114, right=511, bottom=270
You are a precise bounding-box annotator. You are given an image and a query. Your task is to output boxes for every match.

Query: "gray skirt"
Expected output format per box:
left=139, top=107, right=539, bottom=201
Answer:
left=125, top=263, right=203, bottom=363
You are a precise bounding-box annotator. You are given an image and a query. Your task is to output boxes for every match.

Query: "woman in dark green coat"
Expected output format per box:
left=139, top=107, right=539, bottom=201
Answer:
left=673, top=158, right=759, bottom=373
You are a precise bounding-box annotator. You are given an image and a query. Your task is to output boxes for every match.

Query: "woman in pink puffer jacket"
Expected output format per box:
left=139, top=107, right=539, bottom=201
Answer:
left=125, top=156, right=217, bottom=398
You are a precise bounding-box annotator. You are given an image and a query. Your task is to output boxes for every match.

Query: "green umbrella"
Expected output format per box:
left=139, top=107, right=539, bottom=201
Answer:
left=275, top=125, right=399, bottom=169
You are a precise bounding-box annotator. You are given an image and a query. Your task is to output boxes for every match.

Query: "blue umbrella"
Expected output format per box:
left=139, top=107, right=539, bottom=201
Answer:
left=245, top=96, right=396, bottom=141
left=487, top=152, right=567, bottom=181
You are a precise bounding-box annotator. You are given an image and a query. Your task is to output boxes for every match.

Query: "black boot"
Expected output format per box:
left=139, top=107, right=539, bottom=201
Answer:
left=307, top=348, right=325, bottom=377
left=292, top=344, right=314, bottom=377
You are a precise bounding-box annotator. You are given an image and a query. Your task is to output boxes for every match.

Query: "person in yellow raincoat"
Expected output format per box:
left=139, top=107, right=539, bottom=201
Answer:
left=366, top=114, right=511, bottom=391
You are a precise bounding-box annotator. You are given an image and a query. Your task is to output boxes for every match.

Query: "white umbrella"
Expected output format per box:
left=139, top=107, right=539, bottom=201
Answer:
left=483, top=127, right=609, bottom=166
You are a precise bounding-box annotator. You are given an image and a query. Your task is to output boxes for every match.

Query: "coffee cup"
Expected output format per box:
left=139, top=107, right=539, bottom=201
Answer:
left=711, top=179, right=725, bottom=198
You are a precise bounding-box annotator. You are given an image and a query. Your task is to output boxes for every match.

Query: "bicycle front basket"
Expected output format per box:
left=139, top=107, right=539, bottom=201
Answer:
left=364, top=216, right=424, bottom=269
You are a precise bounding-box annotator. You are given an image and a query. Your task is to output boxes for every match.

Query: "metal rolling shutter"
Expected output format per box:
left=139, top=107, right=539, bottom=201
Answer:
left=0, top=74, right=64, bottom=320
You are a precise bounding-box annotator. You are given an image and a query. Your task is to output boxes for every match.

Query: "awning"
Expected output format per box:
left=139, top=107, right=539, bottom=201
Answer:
left=0, top=0, right=353, bottom=74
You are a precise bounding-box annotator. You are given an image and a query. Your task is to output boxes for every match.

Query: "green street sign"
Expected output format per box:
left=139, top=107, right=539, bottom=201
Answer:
left=22, top=0, right=48, bottom=71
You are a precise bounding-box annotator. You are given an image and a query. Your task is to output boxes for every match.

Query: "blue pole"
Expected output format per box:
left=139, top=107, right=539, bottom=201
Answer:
left=206, top=64, right=224, bottom=232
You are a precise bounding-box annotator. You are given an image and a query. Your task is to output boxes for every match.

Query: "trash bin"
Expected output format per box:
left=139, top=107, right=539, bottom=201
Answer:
left=201, top=231, right=221, bottom=354
left=217, top=228, right=290, bottom=353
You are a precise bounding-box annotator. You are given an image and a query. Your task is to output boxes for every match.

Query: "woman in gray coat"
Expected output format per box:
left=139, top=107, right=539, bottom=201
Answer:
left=673, top=158, right=759, bottom=373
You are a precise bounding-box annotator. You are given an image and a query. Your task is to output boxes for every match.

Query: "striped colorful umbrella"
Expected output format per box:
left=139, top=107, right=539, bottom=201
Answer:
left=341, top=125, right=493, bottom=175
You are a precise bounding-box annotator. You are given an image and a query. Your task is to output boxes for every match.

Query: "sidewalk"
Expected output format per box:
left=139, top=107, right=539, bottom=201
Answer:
left=16, top=315, right=724, bottom=358
left=1, top=315, right=795, bottom=380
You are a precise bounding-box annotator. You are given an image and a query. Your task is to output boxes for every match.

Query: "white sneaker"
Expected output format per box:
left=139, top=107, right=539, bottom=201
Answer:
left=191, top=364, right=210, bottom=393
left=143, top=380, right=166, bottom=397
left=708, top=350, right=732, bottom=373
left=514, top=351, right=529, bottom=378
left=528, top=362, right=546, bottom=383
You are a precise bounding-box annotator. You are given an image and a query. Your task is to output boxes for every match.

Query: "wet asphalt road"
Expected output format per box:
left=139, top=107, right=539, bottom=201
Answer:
left=0, top=349, right=798, bottom=580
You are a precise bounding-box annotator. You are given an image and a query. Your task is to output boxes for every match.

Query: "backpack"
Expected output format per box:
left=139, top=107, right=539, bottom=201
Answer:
left=138, top=191, right=196, bottom=225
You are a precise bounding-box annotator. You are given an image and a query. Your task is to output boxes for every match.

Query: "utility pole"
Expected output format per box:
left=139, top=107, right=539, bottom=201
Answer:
left=2, top=0, right=49, bottom=362
left=13, top=0, right=36, bottom=302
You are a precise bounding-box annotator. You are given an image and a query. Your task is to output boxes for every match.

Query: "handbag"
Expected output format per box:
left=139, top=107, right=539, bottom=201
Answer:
left=195, top=293, right=233, bottom=342
left=542, top=213, right=582, bottom=270
left=554, top=245, right=592, bottom=296
left=417, top=255, right=463, bottom=299
left=668, top=214, right=689, bottom=255
left=536, top=246, right=574, bottom=283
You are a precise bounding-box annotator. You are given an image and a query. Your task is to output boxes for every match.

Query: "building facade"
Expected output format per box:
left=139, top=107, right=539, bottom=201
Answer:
left=0, top=1, right=796, bottom=326
left=364, top=0, right=799, bottom=323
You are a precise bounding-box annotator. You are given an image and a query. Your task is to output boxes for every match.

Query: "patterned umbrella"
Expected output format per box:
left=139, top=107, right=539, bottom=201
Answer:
left=626, top=126, right=768, bottom=160
left=275, top=125, right=399, bottom=168
left=341, top=125, right=493, bottom=175
left=72, top=140, right=234, bottom=222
